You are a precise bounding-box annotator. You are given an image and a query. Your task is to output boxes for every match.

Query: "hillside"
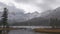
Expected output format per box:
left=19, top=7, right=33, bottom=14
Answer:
left=43, top=7, right=60, bottom=18
left=12, top=17, right=49, bottom=26
left=12, top=7, right=60, bottom=26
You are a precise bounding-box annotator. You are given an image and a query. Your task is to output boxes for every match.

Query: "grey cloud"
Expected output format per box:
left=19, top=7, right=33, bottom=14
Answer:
left=44, top=0, right=56, bottom=3
left=0, top=2, right=6, bottom=7
left=0, top=2, right=40, bottom=24
left=38, top=4, right=52, bottom=11
left=37, top=0, right=60, bottom=11
left=15, top=0, right=60, bottom=12
left=15, top=0, right=35, bottom=4
left=0, top=0, right=60, bottom=24
left=15, top=0, right=30, bottom=3
left=0, top=2, right=26, bottom=23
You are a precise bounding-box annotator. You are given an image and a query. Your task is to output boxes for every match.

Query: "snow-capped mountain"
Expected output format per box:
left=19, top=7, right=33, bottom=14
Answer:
left=46, top=7, right=60, bottom=18
left=0, top=10, right=40, bottom=24
left=8, top=11, right=40, bottom=23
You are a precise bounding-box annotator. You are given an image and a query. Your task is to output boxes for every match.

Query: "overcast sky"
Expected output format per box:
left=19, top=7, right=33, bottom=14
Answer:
left=0, top=0, right=60, bottom=13
left=0, top=0, right=60, bottom=23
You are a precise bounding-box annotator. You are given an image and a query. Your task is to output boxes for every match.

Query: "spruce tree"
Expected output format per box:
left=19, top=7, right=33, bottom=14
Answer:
left=1, top=8, right=8, bottom=26
left=1, top=8, right=9, bottom=34
left=50, top=18, right=55, bottom=28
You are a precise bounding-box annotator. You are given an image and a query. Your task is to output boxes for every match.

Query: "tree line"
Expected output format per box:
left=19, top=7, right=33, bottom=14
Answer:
left=50, top=18, right=60, bottom=28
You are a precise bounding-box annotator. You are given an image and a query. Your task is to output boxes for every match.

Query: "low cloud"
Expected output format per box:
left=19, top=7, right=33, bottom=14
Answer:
left=15, top=0, right=60, bottom=11
left=0, top=0, right=60, bottom=24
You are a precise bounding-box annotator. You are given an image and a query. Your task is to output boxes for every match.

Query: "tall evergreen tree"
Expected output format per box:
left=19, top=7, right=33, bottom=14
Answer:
left=50, top=18, right=55, bottom=28
left=1, top=8, right=9, bottom=34
left=50, top=18, right=58, bottom=28
left=1, top=8, right=8, bottom=26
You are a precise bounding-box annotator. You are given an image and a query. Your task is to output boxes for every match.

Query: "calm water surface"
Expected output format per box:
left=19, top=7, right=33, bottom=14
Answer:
left=8, top=29, right=60, bottom=34
left=7, top=26, right=60, bottom=34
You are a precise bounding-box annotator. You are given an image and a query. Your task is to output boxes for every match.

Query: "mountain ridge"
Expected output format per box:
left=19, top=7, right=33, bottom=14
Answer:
left=12, top=7, right=60, bottom=26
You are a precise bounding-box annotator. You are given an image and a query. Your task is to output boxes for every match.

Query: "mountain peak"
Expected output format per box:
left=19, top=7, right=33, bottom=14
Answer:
left=42, top=7, right=60, bottom=18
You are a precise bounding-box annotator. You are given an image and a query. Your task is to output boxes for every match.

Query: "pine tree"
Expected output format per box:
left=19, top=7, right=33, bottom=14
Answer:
left=50, top=18, right=58, bottom=28
left=50, top=18, right=55, bottom=28
left=1, top=8, right=8, bottom=26
left=1, top=8, right=9, bottom=34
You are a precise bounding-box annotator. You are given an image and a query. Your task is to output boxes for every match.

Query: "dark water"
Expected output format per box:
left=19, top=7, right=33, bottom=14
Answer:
left=8, top=29, right=60, bottom=34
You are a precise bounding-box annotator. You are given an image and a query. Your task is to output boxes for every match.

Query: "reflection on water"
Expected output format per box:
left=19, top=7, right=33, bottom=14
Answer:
left=8, top=29, right=40, bottom=34
left=8, top=29, right=60, bottom=34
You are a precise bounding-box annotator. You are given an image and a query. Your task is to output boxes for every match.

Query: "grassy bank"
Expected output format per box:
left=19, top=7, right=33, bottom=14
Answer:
left=33, top=28, right=60, bottom=33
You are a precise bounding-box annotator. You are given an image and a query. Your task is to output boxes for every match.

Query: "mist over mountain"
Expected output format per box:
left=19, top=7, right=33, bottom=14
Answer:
left=0, top=2, right=60, bottom=25
left=8, top=11, right=40, bottom=24
left=12, top=7, right=60, bottom=26
left=0, top=10, right=40, bottom=24
left=12, top=17, right=49, bottom=26
left=0, top=2, right=41, bottom=24
left=42, top=7, right=60, bottom=18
